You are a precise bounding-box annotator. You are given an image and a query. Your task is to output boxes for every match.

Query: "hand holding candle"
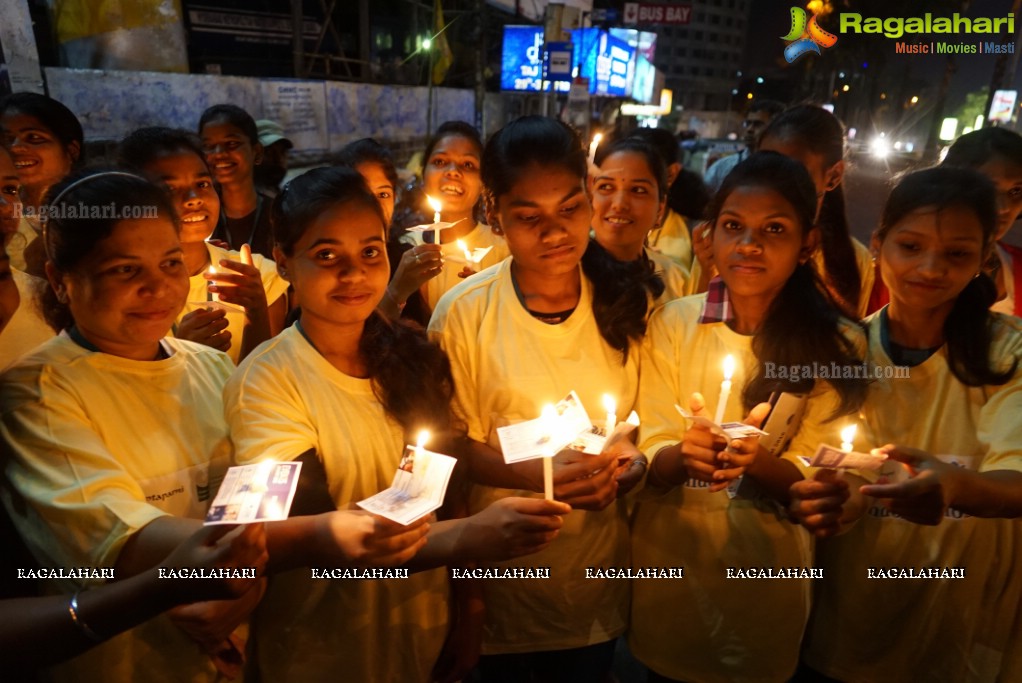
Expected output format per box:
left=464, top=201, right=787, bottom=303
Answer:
left=714, top=355, right=736, bottom=425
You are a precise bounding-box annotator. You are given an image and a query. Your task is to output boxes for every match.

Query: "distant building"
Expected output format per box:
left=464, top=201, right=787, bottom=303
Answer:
left=653, top=0, right=752, bottom=111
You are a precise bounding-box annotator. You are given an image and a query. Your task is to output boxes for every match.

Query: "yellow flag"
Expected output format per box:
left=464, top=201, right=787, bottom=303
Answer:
left=432, top=0, right=454, bottom=85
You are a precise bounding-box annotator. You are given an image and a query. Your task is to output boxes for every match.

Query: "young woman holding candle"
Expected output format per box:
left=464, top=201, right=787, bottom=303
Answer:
left=789, top=166, right=1022, bottom=682
left=118, top=126, right=288, bottom=363
left=338, top=137, right=434, bottom=325
left=631, top=152, right=868, bottom=683
left=591, top=135, right=689, bottom=305
left=198, top=104, right=275, bottom=259
left=0, top=169, right=433, bottom=682
left=225, top=165, right=569, bottom=682
left=757, top=104, right=874, bottom=318
left=0, top=92, right=83, bottom=275
left=400, top=121, right=509, bottom=315
left=428, top=116, right=649, bottom=683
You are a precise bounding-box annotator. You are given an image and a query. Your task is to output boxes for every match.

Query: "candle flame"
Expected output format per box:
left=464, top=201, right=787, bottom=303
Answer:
left=840, top=424, right=856, bottom=446
left=602, top=393, right=616, bottom=415
left=625, top=410, right=640, bottom=426
left=207, top=265, right=218, bottom=275
left=426, top=195, right=442, bottom=213
left=592, top=133, right=603, bottom=146
left=457, top=239, right=468, bottom=252
left=723, top=354, right=736, bottom=381
left=416, top=429, right=431, bottom=450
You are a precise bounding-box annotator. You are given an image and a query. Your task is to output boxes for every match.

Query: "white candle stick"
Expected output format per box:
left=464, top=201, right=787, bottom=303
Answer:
left=426, top=194, right=442, bottom=224
left=588, top=133, right=603, bottom=166
left=602, top=394, right=617, bottom=435
left=840, top=424, right=856, bottom=453
left=540, top=404, right=557, bottom=500
left=207, top=265, right=220, bottom=303
left=543, top=456, right=554, bottom=501
left=457, top=239, right=473, bottom=263
left=414, top=429, right=430, bottom=459
left=714, top=355, right=736, bottom=425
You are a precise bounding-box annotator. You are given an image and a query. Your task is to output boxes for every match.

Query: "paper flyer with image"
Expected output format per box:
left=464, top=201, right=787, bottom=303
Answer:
left=205, top=461, right=302, bottom=525
left=357, top=446, right=458, bottom=525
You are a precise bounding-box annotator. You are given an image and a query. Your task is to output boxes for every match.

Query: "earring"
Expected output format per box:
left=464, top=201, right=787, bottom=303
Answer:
left=56, top=289, right=68, bottom=304
left=491, top=222, right=502, bottom=235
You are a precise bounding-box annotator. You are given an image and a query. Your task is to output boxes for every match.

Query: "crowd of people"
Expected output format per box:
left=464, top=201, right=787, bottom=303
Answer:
left=0, top=90, right=1019, bottom=683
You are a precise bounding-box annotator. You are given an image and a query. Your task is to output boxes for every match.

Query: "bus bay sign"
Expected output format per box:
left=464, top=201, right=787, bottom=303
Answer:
left=623, top=3, right=693, bottom=25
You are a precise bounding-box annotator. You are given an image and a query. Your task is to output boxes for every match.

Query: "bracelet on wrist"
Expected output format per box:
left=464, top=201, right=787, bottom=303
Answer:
left=69, top=591, right=104, bottom=643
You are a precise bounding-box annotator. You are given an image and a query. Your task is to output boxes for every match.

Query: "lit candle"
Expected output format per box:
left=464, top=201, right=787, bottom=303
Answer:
left=714, top=354, right=735, bottom=425
left=426, top=195, right=442, bottom=224
left=540, top=404, right=557, bottom=500
left=457, top=239, right=473, bottom=263
left=840, top=424, right=856, bottom=453
left=206, top=265, right=220, bottom=303
left=415, top=429, right=431, bottom=459
left=588, top=132, right=603, bottom=166
left=602, top=394, right=617, bottom=435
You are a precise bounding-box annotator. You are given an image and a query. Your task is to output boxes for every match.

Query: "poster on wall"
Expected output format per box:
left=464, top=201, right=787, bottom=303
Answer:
left=260, top=80, right=329, bottom=155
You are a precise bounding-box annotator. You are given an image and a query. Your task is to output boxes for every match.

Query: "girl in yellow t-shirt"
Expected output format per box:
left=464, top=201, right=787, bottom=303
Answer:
left=227, top=165, right=569, bottom=682
left=399, top=121, right=509, bottom=316
left=791, top=166, right=1022, bottom=683
left=118, top=126, right=288, bottom=363
left=0, top=92, right=82, bottom=274
left=429, top=116, right=650, bottom=683
left=591, top=135, right=689, bottom=305
left=338, top=137, right=435, bottom=325
left=758, top=104, right=874, bottom=318
left=632, top=152, right=868, bottom=683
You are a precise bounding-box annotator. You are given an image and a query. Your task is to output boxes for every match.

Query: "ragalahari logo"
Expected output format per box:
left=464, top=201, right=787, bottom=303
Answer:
left=782, top=7, right=838, bottom=63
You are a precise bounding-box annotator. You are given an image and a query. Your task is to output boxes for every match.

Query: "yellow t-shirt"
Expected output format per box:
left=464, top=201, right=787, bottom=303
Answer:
left=646, top=208, right=693, bottom=270
left=812, top=236, right=875, bottom=319
left=0, top=333, right=234, bottom=683
left=646, top=246, right=689, bottom=307
left=225, top=325, right=449, bottom=682
left=428, top=259, right=638, bottom=654
left=0, top=268, right=54, bottom=370
left=400, top=221, right=509, bottom=312
left=177, top=242, right=289, bottom=364
left=631, top=294, right=850, bottom=683
left=804, top=311, right=1022, bottom=683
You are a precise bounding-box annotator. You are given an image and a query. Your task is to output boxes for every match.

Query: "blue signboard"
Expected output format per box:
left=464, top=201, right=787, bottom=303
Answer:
left=571, top=28, right=634, bottom=97
left=501, top=26, right=634, bottom=96
left=500, top=26, right=545, bottom=91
